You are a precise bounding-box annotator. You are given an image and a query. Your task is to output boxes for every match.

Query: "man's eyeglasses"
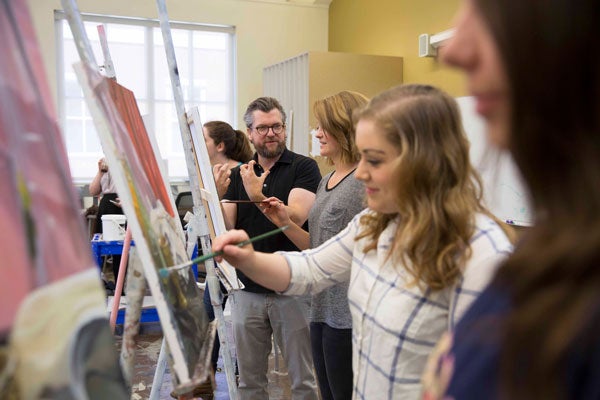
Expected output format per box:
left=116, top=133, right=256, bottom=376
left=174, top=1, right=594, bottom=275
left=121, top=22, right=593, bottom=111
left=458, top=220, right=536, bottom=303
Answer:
left=253, top=123, right=285, bottom=136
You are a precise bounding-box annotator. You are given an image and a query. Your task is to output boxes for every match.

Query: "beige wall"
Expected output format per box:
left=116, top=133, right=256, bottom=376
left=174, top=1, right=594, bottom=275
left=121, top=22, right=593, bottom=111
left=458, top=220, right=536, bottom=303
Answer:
left=27, top=0, right=468, bottom=128
left=27, top=0, right=329, bottom=128
left=328, top=0, right=467, bottom=96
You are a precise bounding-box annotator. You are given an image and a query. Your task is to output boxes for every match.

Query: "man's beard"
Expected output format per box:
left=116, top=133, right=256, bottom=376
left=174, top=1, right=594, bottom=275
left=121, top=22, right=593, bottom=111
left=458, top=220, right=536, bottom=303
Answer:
left=254, top=140, right=286, bottom=159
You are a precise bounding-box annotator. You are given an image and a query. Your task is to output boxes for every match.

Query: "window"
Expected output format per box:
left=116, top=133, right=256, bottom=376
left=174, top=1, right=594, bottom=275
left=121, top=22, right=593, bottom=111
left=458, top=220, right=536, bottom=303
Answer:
left=55, top=12, right=235, bottom=182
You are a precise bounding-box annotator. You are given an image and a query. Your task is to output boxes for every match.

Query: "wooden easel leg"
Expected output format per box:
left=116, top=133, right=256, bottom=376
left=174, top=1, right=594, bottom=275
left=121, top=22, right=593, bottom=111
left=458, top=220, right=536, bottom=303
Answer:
left=120, top=247, right=145, bottom=384
left=110, top=227, right=133, bottom=332
left=149, top=338, right=169, bottom=400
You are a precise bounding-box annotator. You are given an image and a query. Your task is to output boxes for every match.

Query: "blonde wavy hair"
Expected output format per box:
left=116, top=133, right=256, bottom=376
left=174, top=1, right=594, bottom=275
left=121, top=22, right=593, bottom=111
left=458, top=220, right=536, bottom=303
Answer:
left=313, top=90, right=369, bottom=166
left=355, top=84, right=512, bottom=290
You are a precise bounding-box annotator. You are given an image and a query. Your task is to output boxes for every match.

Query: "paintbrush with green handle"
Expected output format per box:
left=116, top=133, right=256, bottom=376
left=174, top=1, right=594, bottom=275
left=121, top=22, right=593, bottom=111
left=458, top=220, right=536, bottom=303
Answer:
left=158, top=225, right=288, bottom=277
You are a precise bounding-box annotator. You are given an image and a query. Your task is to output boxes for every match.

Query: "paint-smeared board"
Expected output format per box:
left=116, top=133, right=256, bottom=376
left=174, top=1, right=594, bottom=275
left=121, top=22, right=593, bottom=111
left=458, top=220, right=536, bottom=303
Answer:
left=0, top=0, right=128, bottom=397
left=74, top=62, right=214, bottom=386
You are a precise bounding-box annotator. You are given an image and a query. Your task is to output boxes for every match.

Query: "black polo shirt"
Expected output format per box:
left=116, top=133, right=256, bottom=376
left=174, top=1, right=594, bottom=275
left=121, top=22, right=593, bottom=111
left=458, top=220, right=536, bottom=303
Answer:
left=223, top=148, right=321, bottom=293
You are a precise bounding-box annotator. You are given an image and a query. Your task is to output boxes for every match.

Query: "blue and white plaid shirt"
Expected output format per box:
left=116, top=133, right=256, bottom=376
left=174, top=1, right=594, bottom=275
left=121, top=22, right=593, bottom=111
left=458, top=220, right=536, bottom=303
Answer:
left=282, top=209, right=513, bottom=399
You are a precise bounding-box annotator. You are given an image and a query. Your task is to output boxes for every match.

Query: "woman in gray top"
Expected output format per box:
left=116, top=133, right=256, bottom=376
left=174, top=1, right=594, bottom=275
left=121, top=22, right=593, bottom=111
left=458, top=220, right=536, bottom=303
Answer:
left=264, top=90, right=368, bottom=400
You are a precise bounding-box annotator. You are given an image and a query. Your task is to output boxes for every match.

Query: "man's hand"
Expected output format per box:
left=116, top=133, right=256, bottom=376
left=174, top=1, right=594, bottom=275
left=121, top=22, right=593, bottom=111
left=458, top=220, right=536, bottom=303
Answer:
left=240, top=160, right=270, bottom=201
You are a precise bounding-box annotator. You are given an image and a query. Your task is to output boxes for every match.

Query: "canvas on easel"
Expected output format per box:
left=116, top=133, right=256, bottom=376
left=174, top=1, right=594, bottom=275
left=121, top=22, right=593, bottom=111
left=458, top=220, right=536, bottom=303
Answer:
left=0, top=0, right=128, bottom=397
left=74, top=61, right=215, bottom=388
left=153, top=1, right=240, bottom=396
left=187, top=106, right=240, bottom=290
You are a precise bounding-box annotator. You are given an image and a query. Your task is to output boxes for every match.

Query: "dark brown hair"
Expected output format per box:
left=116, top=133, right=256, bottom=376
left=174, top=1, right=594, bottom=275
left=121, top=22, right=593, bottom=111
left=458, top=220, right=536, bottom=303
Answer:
left=243, top=97, right=286, bottom=128
left=475, top=0, right=600, bottom=398
left=203, top=120, right=253, bottom=163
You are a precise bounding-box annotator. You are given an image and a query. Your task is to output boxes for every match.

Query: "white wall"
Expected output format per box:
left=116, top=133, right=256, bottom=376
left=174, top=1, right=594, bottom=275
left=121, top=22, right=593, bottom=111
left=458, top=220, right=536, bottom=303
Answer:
left=27, top=0, right=329, bottom=129
left=457, top=97, right=533, bottom=226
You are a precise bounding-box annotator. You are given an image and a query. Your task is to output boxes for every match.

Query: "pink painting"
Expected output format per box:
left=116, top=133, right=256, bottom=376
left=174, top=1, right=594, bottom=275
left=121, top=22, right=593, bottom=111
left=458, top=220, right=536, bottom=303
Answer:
left=0, top=0, right=128, bottom=397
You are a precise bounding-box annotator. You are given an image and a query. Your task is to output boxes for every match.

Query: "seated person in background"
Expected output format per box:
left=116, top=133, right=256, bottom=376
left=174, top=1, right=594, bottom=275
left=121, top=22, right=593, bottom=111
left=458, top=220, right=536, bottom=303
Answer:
left=90, top=157, right=124, bottom=286
left=203, top=120, right=253, bottom=199
left=213, top=84, right=516, bottom=399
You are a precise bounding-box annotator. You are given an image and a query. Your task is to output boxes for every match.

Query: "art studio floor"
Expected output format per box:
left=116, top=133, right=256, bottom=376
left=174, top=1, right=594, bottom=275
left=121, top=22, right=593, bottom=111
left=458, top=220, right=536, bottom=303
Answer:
left=104, top=260, right=292, bottom=399
left=117, top=328, right=292, bottom=399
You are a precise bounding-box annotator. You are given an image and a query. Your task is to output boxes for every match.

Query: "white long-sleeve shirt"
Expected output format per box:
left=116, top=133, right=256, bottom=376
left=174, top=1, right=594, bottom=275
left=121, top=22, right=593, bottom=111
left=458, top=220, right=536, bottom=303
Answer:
left=281, top=209, right=513, bottom=399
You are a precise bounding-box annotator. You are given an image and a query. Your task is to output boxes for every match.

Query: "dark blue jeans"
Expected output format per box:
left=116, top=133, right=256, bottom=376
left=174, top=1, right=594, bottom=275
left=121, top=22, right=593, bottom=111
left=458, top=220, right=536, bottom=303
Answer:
left=310, top=322, right=353, bottom=400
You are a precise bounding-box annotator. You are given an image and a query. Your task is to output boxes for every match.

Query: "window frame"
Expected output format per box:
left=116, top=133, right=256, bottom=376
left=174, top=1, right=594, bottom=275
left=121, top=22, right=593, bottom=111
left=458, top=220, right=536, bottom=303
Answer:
left=54, top=11, right=236, bottom=183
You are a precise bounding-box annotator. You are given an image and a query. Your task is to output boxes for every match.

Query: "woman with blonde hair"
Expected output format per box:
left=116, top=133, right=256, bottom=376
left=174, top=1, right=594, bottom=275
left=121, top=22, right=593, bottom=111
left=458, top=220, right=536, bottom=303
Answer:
left=213, top=84, right=514, bottom=399
left=263, top=90, right=368, bottom=399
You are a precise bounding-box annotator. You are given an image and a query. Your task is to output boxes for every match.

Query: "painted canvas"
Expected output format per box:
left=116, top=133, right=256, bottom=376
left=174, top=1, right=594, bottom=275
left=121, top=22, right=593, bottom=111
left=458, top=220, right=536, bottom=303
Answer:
left=0, top=0, right=128, bottom=398
left=153, top=2, right=240, bottom=394
left=154, top=0, right=240, bottom=292
left=74, top=62, right=214, bottom=389
left=187, top=107, right=240, bottom=291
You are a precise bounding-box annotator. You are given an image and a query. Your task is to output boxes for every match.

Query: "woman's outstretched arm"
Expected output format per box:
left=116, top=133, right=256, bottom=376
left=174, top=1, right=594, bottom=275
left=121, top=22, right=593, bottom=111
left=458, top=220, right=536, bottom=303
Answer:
left=212, top=229, right=291, bottom=292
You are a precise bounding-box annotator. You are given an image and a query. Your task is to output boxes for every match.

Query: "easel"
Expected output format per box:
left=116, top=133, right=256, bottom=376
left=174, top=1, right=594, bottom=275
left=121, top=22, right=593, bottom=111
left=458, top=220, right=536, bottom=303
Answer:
left=151, top=1, right=240, bottom=398
left=59, top=7, right=138, bottom=383
left=93, top=23, right=137, bottom=334
left=58, top=4, right=173, bottom=385
left=89, top=21, right=142, bottom=343
left=62, top=0, right=220, bottom=397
